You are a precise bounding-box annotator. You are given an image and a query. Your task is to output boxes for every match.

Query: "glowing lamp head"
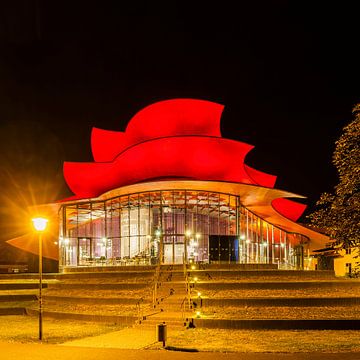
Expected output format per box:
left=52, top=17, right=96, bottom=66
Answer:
left=196, top=311, right=201, bottom=318
left=191, top=265, right=196, bottom=270
left=185, top=229, right=192, bottom=237
left=197, top=292, right=201, bottom=297
left=32, top=217, right=48, bottom=232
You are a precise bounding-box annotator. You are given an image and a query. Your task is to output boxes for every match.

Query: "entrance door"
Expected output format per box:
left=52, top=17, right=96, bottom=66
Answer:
left=209, top=236, right=238, bottom=263
left=77, top=237, right=92, bottom=266
left=163, top=244, right=173, bottom=264
left=163, top=242, right=185, bottom=264
left=174, top=244, right=184, bottom=264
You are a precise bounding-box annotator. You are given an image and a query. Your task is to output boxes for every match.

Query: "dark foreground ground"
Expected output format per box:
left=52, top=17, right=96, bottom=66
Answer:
left=1, top=342, right=359, bottom=360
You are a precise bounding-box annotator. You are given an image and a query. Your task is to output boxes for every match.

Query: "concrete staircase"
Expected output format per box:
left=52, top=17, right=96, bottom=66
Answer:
left=138, top=266, right=193, bottom=331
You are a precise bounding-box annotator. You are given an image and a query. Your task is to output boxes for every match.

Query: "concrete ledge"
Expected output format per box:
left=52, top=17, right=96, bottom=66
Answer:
left=0, top=283, right=48, bottom=290
left=0, top=294, right=37, bottom=302
left=195, top=281, right=360, bottom=290
left=63, top=266, right=155, bottom=273
left=56, top=272, right=154, bottom=280
left=48, top=283, right=149, bottom=290
left=0, top=274, right=58, bottom=280
left=25, top=308, right=137, bottom=325
left=193, top=318, right=360, bottom=330
left=193, top=297, right=360, bottom=307
left=189, top=270, right=336, bottom=278
left=204, top=264, right=279, bottom=270
left=0, top=307, right=26, bottom=315
left=43, top=295, right=149, bottom=305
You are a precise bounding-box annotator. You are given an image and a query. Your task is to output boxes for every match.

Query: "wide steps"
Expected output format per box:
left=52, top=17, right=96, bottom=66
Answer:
left=47, top=282, right=149, bottom=290
left=193, top=280, right=360, bottom=290
left=192, top=297, right=360, bottom=307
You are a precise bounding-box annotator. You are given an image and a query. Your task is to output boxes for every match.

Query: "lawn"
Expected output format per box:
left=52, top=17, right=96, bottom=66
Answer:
left=1, top=316, right=360, bottom=352
left=0, top=315, right=124, bottom=344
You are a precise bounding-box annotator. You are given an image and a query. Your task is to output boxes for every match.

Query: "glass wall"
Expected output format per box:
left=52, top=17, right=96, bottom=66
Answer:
left=59, top=189, right=307, bottom=268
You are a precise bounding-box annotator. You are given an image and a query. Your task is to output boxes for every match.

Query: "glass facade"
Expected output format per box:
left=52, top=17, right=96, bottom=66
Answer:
left=59, top=189, right=308, bottom=268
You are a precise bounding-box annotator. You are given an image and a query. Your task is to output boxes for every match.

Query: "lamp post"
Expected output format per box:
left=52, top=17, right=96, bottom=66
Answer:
left=31, top=217, right=48, bottom=341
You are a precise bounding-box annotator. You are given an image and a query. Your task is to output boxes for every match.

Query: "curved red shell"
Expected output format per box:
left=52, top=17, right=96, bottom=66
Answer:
left=63, top=98, right=306, bottom=221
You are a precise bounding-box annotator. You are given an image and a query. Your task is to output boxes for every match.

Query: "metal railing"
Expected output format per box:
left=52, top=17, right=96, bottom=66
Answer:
left=152, top=261, right=161, bottom=308
left=183, top=259, right=192, bottom=310
left=136, top=297, right=144, bottom=323
left=180, top=296, right=188, bottom=322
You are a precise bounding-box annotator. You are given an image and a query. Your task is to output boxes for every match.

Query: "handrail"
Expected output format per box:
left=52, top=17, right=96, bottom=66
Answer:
left=152, top=261, right=161, bottom=308
left=136, top=297, right=144, bottom=323
left=183, top=260, right=191, bottom=310
left=180, top=296, right=189, bottom=322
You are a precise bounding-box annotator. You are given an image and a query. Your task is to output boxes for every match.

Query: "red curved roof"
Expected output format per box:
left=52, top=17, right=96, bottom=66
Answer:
left=63, top=98, right=306, bottom=221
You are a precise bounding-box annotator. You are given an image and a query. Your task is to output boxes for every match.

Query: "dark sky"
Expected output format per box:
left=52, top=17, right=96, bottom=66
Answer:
left=0, top=1, right=359, bottom=240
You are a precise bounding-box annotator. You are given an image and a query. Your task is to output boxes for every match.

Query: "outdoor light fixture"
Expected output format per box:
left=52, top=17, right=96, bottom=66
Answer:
left=155, top=229, right=161, bottom=237
left=196, top=311, right=201, bottom=318
left=240, top=234, right=246, bottom=240
left=185, top=229, right=192, bottom=237
left=31, top=217, right=48, bottom=341
left=195, top=233, right=201, bottom=239
left=246, top=239, right=251, bottom=244
left=191, top=265, right=196, bottom=270
left=32, top=217, right=48, bottom=232
left=197, top=292, right=201, bottom=297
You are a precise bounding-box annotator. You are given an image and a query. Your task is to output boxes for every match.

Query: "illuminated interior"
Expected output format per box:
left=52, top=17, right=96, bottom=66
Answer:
left=59, top=189, right=308, bottom=268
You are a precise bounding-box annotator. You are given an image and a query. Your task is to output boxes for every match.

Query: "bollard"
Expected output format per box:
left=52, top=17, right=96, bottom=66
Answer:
left=157, top=322, right=167, bottom=347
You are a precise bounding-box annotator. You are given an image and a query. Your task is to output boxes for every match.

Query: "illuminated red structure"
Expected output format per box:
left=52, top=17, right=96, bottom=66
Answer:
left=8, top=99, right=328, bottom=269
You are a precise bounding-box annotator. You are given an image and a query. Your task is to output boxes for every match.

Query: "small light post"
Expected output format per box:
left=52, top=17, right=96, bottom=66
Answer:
left=31, top=217, right=48, bottom=341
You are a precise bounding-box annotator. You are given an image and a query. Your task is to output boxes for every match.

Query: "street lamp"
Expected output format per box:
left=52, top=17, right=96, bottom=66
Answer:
left=31, top=217, right=48, bottom=341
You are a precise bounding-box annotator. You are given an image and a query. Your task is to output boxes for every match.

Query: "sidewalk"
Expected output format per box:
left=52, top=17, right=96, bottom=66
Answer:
left=1, top=341, right=358, bottom=360
left=61, top=327, right=158, bottom=349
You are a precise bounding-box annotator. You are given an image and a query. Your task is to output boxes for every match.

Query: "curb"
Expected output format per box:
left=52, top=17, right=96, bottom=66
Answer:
left=195, top=281, right=360, bottom=290
left=0, top=307, right=26, bottom=315
left=0, top=294, right=38, bottom=302
left=193, top=297, right=360, bottom=307
left=192, top=318, right=360, bottom=330
left=25, top=308, right=137, bottom=325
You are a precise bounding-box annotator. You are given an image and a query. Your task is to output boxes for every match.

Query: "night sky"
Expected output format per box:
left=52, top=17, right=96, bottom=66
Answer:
left=0, top=1, right=359, bottom=242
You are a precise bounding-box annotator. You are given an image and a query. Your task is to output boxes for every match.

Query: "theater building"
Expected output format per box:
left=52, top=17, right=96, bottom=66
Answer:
left=8, top=99, right=328, bottom=270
